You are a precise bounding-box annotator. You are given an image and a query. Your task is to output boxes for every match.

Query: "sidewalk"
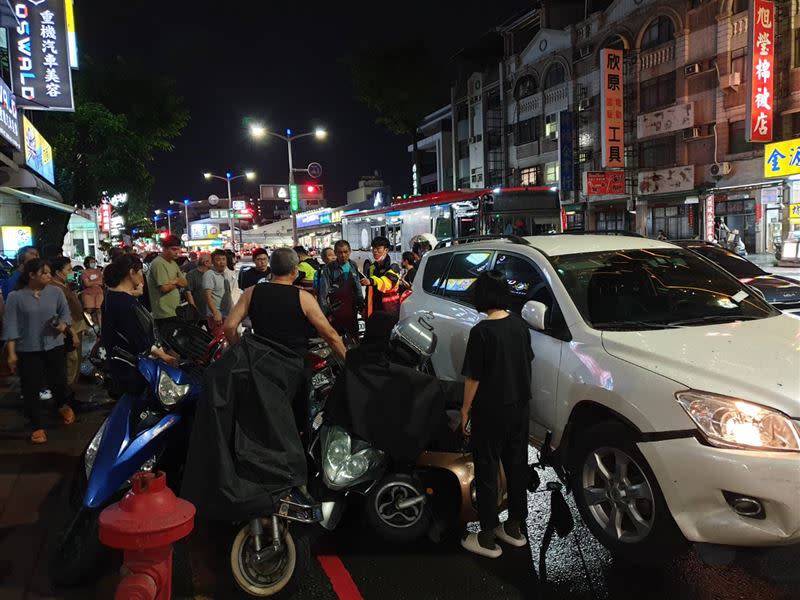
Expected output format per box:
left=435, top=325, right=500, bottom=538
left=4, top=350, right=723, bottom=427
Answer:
left=0, top=374, right=114, bottom=599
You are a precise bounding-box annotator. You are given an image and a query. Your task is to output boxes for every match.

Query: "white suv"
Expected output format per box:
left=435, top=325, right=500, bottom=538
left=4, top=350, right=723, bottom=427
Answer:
left=401, top=234, right=800, bottom=561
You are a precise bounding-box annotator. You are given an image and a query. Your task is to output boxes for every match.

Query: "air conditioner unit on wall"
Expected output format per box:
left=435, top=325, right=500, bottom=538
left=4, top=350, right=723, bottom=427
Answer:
left=685, top=63, right=701, bottom=76
left=719, top=72, right=741, bottom=90
left=708, top=162, right=733, bottom=178
left=683, top=127, right=702, bottom=140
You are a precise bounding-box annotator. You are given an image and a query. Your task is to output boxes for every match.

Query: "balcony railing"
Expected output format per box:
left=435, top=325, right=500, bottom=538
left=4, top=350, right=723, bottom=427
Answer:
left=543, top=83, right=568, bottom=105
left=639, top=42, right=675, bottom=71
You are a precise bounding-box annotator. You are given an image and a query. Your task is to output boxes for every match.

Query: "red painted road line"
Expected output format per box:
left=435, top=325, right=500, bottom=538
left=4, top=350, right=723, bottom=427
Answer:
left=317, top=553, right=365, bottom=600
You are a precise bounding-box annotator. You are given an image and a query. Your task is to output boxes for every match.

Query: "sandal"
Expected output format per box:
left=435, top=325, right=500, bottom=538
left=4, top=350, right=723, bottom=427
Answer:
left=31, top=429, right=47, bottom=444
left=59, top=405, right=76, bottom=426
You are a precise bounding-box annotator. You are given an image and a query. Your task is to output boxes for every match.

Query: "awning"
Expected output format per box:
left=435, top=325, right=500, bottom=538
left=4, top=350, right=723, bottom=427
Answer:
left=0, top=0, right=19, bottom=28
left=0, top=187, right=76, bottom=214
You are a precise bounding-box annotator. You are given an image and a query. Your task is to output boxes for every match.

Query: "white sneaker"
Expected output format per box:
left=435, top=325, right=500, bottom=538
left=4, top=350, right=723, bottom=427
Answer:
left=39, top=389, right=53, bottom=401
left=494, top=523, right=527, bottom=548
left=461, top=533, right=502, bottom=558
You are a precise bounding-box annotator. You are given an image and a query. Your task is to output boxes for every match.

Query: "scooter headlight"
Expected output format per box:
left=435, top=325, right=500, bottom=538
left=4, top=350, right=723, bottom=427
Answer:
left=85, top=418, right=108, bottom=479
left=322, top=426, right=385, bottom=490
left=157, top=370, right=191, bottom=408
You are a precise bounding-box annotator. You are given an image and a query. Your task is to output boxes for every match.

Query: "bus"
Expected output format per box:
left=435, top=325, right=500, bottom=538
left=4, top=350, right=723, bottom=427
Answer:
left=340, top=186, right=563, bottom=267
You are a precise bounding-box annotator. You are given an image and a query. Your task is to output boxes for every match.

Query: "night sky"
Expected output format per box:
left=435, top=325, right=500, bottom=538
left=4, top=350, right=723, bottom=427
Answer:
left=77, top=0, right=532, bottom=211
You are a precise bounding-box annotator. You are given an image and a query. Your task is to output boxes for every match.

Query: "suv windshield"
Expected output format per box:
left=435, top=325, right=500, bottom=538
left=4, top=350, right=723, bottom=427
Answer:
left=550, top=248, right=778, bottom=330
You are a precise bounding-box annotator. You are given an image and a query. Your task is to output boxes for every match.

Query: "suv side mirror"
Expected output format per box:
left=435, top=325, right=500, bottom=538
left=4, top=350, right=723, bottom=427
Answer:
left=522, top=300, right=548, bottom=331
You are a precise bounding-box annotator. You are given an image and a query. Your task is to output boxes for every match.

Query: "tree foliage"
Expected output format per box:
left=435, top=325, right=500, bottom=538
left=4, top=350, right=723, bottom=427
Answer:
left=348, top=41, right=442, bottom=147
left=37, top=56, right=189, bottom=220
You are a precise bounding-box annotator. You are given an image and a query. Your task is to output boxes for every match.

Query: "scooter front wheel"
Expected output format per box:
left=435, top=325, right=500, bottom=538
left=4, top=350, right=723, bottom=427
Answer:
left=230, top=519, right=307, bottom=597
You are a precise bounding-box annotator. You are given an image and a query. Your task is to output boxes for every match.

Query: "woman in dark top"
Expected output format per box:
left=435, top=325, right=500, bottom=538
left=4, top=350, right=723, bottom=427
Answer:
left=459, top=270, right=534, bottom=559
left=224, top=247, right=346, bottom=360
left=102, top=255, right=176, bottom=392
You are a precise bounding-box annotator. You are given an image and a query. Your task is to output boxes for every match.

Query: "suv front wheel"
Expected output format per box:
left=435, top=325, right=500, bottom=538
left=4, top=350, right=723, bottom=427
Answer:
left=569, top=421, right=686, bottom=563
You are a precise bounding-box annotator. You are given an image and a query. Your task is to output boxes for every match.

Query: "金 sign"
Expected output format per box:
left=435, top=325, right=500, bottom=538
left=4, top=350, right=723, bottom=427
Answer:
left=586, top=171, right=625, bottom=196
left=746, top=0, right=775, bottom=142
left=764, top=137, right=800, bottom=177
left=600, top=48, right=624, bottom=168
left=705, top=195, right=716, bottom=242
left=10, top=0, right=75, bottom=111
left=790, top=204, right=800, bottom=223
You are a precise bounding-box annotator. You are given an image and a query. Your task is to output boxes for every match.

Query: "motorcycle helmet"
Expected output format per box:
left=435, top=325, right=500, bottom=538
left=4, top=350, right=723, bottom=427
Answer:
left=410, top=233, right=436, bottom=259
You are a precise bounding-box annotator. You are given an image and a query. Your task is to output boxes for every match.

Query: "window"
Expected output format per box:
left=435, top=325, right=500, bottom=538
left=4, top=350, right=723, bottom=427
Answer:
left=545, top=113, right=558, bottom=139
left=514, top=75, right=538, bottom=100
left=457, top=139, right=469, bottom=159
left=494, top=253, right=550, bottom=314
left=728, top=120, right=752, bottom=154
left=520, top=166, right=541, bottom=185
left=544, top=161, right=560, bottom=183
left=731, top=48, right=747, bottom=84
left=566, top=211, right=585, bottom=231
left=640, top=72, right=676, bottom=112
left=641, top=16, right=675, bottom=50
left=639, top=137, right=676, bottom=168
left=732, top=0, right=748, bottom=14
left=422, top=253, right=452, bottom=295
left=543, top=63, right=565, bottom=89
left=597, top=210, right=626, bottom=232
left=440, top=251, right=494, bottom=305
left=515, top=117, right=540, bottom=145
left=794, top=28, right=800, bottom=69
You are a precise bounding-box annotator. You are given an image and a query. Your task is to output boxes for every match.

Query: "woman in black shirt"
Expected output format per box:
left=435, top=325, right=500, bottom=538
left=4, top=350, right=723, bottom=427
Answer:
left=460, top=270, right=534, bottom=558
left=102, top=255, right=176, bottom=393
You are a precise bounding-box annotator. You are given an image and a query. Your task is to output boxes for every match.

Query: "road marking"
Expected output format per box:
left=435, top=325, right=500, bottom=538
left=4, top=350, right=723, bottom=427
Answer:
left=317, top=553, right=364, bottom=600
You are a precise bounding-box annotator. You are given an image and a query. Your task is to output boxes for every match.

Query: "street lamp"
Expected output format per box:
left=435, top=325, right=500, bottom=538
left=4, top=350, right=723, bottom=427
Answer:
left=203, top=171, right=256, bottom=250
left=166, top=209, right=174, bottom=235
left=249, top=123, right=327, bottom=244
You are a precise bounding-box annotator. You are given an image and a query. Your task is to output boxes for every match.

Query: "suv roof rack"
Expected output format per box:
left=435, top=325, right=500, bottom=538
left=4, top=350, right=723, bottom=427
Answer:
left=434, top=235, right=531, bottom=249
left=561, top=230, right=645, bottom=238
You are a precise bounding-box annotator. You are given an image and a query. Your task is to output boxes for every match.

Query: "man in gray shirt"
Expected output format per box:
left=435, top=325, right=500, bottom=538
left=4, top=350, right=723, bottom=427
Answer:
left=203, top=249, right=230, bottom=337
left=185, top=253, right=211, bottom=323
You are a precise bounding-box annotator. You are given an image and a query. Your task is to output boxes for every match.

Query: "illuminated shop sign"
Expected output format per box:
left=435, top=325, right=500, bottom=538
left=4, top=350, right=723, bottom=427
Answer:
left=746, top=0, right=775, bottom=142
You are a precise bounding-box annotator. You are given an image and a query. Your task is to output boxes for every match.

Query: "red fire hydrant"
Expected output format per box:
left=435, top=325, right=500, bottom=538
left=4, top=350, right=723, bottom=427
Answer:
left=98, top=471, right=196, bottom=600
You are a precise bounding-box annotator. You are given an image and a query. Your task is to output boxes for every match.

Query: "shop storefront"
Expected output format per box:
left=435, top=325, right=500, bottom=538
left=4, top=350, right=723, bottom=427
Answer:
left=648, top=200, right=699, bottom=240
left=65, top=211, right=99, bottom=260
left=562, top=203, right=586, bottom=231
left=713, top=196, right=758, bottom=254
left=296, top=208, right=343, bottom=251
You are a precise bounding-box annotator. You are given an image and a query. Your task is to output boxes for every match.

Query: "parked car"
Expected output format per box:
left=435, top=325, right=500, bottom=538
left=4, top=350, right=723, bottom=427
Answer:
left=402, top=234, right=800, bottom=562
left=672, top=240, right=800, bottom=316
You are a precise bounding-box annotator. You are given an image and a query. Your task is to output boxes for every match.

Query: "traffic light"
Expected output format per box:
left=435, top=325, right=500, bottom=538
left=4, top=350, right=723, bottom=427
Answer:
left=289, top=184, right=299, bottom=212
left=306, top=185, right=316, bottom=194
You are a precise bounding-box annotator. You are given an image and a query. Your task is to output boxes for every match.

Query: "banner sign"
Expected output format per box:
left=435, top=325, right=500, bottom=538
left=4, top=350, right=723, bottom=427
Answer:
left=764, top=137, right=800, bottom=177
left=705, top=195, right=715, bottom=241
left=746, top=0, right=775, bottom=142
left=637, top=165, right=694, bottom=195
left=1, top=225, right=33, bottom=256
left=64, top=0, right=77, bottom=69
left=637, top=103, right=694, bottom=139
left=559, top=110, right=574, bottom=196
left=0, top=79, right=19, bottom=148
left=11, top=0, right=75, bottom=111
left=22, top=116, right=54, bottom=183
left=97, top=202, right=111, bottom=233
left=600, top=48, right=624, bottom=168
left=586, top=171, right=625, bottom=196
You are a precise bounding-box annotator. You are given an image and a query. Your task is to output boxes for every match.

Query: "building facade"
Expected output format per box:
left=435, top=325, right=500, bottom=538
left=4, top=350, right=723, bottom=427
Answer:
left=411, top=0, right=800, bottom=253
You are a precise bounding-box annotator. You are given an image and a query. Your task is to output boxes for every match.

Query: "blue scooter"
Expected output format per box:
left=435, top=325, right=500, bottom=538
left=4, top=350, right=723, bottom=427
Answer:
left=50, top=330, right=225, bottom=587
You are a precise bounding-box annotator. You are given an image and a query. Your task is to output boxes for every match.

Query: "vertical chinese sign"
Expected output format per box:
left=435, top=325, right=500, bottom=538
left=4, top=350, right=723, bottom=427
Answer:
left=10, top=0, right=75, bottom=111
left=559, top=110, right=574, bottom=198
left=600, top=48, right=624, bottom=169
left=705, top=195, right=716, bottom=242
left=746, top=0, right=774, bottom=143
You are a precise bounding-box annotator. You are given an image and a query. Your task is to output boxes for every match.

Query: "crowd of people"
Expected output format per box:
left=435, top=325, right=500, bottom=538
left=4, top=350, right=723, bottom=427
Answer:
left=0, top=231, right=533, bottom=559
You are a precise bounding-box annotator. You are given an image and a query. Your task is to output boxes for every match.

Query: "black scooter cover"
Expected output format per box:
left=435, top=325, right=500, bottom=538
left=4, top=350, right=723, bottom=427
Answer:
left=181, top=334, right=307, bottom=521
left=326, top=343, right=455, bottom=463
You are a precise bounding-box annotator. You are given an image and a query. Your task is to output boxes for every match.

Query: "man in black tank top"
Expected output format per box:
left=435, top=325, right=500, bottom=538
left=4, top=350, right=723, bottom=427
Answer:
left=224, top=247, right=347, bottom=360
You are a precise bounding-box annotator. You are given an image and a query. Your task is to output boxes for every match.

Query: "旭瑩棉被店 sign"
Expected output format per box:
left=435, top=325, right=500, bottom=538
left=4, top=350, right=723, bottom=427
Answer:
left=600, top=48, right=624, bottom=169
left=764, top=137, right=800, bottom=177
left=11, top=0, right=75, bottom=111
left=746, top=0, right=775, bottom=142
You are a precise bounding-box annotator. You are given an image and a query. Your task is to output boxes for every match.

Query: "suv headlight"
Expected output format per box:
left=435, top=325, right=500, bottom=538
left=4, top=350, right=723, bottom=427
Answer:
left=157, top=370, right=191, bottom=408
left=85, top=418, right=108, bottom=479
left=677, top=391, right=800, bottom=452
left=322, top=426, right=385, bottom=490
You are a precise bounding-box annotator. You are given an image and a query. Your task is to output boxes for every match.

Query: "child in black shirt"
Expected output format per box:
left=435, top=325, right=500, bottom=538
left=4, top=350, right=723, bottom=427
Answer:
left=460, top=270, right=534, bottom=558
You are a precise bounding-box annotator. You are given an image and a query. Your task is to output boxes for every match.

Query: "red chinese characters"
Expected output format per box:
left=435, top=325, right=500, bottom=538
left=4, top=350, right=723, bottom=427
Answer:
left=748, top=0, right=775, bottom=143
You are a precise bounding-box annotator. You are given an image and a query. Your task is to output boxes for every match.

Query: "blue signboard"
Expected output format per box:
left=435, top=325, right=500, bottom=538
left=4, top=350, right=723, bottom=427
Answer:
left=559, top=110, right=574, bottom=197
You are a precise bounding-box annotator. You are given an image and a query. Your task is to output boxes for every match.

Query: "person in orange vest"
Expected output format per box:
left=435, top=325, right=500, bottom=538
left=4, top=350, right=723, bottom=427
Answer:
left=360, top=236, right=400, bottom=318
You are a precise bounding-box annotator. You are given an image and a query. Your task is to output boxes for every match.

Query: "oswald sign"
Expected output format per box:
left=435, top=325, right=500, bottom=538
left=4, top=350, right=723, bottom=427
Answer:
left=11, top=0, right=75, bottom=111
left=0, top=78, right=20, bottom=149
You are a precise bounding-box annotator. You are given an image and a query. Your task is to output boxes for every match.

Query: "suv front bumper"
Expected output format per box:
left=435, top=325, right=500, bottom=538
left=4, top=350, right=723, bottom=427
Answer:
left=638, top=437, right=800, bottom=546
